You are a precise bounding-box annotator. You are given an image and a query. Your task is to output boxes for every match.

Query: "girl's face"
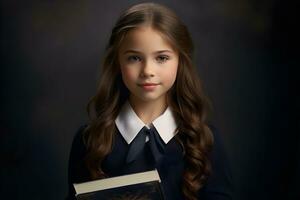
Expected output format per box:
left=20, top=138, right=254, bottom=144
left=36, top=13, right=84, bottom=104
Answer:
left=118, top=26, right=179, bottom=105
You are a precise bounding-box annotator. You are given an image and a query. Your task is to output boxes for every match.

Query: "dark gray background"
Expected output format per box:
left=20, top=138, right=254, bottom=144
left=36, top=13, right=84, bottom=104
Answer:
left=1, top=0, right=297, bottom=199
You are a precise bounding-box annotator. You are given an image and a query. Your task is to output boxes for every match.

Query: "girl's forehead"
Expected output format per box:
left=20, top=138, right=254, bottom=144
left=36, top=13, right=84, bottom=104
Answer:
left=119, top=26, right=176, bottom=54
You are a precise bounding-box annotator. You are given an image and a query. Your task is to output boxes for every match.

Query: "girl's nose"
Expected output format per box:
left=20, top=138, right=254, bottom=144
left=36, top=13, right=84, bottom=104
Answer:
left=140, top=59, right=154, bottom=77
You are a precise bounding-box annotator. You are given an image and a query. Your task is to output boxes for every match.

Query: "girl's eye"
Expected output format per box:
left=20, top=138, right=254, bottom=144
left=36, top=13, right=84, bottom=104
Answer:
left=127, top=55, right=141, bottom=62
left=157, top=55, right=170, bottom=63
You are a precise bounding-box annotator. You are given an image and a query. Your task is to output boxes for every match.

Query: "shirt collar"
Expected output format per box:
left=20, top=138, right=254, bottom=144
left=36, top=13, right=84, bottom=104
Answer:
left=115, top=101, right=178, bottom=144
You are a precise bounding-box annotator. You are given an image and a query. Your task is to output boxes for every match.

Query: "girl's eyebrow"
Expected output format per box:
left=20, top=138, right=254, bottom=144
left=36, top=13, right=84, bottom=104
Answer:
left=122, top=49, right=174, bottom=55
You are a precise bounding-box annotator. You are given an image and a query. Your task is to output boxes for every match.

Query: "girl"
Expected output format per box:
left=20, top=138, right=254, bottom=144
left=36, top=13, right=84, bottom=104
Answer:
left=67, top=2, right=232, bottom=200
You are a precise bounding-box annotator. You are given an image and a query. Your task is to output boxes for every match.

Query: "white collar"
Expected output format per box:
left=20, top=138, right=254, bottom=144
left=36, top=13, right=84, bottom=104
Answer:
left=115, top=101, right=178, bottom=144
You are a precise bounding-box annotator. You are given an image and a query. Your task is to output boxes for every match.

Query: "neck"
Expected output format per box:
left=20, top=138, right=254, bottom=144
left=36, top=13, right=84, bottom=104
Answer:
left=128, top=95, right=168, bottom=125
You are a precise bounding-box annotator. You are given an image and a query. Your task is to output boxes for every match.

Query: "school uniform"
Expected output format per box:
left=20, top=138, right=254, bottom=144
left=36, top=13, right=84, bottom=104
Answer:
left=66, top=101, right=233, bottom=200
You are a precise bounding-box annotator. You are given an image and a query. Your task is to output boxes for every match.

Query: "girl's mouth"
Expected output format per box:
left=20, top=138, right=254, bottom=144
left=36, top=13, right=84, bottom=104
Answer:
left=139, top=83, right=160, bottom=91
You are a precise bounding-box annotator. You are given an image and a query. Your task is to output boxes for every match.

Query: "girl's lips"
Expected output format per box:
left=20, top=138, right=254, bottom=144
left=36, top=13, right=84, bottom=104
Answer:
left=141, top=83, right=158, bottom=86
left=138, top=82, right=160, bottom=86
left=138, top=83, right=160, bottom=91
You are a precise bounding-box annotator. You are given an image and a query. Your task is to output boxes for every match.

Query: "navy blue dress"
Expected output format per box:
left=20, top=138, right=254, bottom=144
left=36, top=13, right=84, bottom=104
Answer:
left=66, top=125, right=233, bottom=200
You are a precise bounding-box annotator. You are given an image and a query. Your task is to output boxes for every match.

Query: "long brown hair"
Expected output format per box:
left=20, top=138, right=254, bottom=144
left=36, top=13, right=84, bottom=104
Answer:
left=84, top=3, right=214, bottom=200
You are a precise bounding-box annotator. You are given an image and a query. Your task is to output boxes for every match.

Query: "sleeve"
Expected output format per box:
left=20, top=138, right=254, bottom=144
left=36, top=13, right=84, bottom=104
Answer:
left=65, top=125, right=90, bottom=200
left=198, top=125, right=234, bottom=200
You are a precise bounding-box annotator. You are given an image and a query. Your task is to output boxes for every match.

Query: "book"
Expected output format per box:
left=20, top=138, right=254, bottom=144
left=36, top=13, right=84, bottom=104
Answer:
left=73, top=169, right=165, bottom=200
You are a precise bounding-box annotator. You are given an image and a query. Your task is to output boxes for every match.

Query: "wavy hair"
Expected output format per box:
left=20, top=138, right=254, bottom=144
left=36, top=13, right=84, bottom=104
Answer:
left=84, top=3, right=214, bottom=200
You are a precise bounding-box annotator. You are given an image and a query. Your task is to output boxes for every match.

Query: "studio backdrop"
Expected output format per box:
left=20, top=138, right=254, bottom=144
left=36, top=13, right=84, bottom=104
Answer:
left=1, top=0, right=296, bottom=200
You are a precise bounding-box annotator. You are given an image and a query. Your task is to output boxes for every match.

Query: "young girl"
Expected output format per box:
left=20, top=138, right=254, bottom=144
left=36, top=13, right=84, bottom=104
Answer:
left=66, top=2, right=232, bottom=200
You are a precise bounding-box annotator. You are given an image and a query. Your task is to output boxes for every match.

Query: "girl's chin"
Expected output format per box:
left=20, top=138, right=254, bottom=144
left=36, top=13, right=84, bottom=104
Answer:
left=130, top=94, right=166, bottom=104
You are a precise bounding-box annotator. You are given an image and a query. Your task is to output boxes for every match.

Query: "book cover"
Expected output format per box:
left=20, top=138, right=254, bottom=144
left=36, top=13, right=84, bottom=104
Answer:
left=73, top=169, right=165, bottom=200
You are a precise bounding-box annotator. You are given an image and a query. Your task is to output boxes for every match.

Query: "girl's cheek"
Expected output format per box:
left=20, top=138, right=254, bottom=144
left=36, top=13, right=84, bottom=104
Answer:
left=165, top=73, right=177, bottom=85
left=162, top=66, right=178, bottom=83
left=121, top=67, right=138, bottom=80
